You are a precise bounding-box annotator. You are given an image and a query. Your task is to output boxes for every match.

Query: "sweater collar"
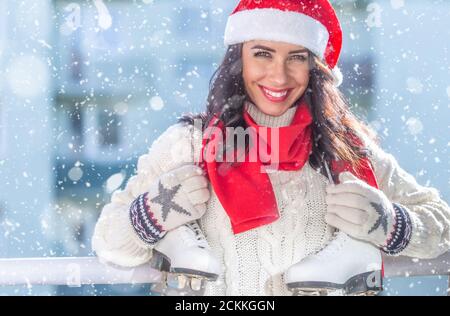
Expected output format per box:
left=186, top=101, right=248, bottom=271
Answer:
left=244, top=101, right=298, bottom=128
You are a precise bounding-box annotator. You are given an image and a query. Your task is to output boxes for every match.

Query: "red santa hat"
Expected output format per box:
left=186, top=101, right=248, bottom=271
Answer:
left=224, top=0, right=343, bottom=87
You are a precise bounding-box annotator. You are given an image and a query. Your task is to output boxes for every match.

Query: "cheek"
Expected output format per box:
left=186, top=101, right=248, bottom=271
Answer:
left=291, top=68, right=310, bottom=87
left=243, top=59, right=265, bottom=84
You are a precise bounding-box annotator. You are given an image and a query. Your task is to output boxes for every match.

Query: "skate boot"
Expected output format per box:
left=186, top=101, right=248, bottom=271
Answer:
left=150, top=221, right=221, bottom=296
left=284, top=231, right=383, bottom=296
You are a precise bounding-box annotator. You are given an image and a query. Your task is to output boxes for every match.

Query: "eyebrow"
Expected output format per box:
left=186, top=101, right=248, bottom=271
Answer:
left=251, top=45, right=308, bottom=54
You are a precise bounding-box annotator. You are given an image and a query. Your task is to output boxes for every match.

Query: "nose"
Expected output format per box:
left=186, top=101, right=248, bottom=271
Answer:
left=267, top=60, right=289, bottom=87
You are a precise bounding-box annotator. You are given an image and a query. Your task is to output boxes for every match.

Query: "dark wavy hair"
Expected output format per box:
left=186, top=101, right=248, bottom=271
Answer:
left=178, top=43, right=378, bottom=176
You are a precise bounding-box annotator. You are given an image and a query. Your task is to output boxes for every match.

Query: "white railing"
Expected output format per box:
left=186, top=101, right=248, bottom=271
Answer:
left=0, top=252, right=449, bottom=294
left=0, top=257, right=161, bottom=287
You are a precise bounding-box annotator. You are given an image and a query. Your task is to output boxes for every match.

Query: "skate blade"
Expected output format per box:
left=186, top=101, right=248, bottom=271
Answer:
left=348, top=290, right=379, bottom=296
left=167, top=273, right=207, bottom=292
left=287, top=281, right=344, bottom=296
left=151, top=272, right=207, bottom=296
left=291, top=288, right=334, bottom=296
left=287, top=270, right=383, bottom=296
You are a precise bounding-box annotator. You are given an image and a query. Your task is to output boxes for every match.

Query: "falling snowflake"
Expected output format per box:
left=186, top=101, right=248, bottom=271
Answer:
left=405, top=117, right=424, bottom=135
left=150, top=96, right=165, bottom=111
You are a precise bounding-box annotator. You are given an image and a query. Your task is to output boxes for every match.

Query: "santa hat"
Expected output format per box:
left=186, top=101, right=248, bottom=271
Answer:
left=224, top=0, right=343, bottom=87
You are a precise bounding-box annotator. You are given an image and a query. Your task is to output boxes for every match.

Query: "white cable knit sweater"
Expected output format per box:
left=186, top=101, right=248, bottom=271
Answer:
left=92, top=102, right=450, bottom=296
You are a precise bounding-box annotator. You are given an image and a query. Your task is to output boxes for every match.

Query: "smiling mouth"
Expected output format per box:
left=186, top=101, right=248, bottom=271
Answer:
left=259, top=85, right=292, bottom=103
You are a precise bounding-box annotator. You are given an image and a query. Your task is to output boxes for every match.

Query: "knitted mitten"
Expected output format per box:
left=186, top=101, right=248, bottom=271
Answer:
left=130, top=164, right=210, bottom=245
left=325, top=171, right=397, bottom=248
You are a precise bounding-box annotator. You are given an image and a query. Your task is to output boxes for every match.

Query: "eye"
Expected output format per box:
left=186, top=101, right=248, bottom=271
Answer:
left=254, top=51, right=271, bottom=58
left=290, top=55, right=308, bottom=62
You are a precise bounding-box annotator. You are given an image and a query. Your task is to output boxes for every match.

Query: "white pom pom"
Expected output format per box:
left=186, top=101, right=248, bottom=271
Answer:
left=331, top=66, right=343, bottom=87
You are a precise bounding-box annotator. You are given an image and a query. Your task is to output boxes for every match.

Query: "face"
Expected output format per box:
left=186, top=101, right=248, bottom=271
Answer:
left=242, top=40, right=310, bottom=117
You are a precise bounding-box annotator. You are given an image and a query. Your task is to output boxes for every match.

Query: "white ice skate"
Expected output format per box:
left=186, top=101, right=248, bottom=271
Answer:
left=284, top=231, right=383, bottom=296
left=150, top=221, right=221, bottom=295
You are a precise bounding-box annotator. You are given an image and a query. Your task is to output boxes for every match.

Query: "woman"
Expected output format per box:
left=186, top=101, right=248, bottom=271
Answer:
left=92, top=0, right=450, bottom=296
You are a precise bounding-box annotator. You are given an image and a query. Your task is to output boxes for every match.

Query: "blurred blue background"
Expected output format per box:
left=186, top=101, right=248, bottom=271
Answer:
left=0, top=0, right=448, bottom=295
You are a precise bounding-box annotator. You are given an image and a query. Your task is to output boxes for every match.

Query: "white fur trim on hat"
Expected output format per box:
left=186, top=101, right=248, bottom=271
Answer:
left=224, top=8, right=329, bottom=60
left=331, top=66, right=343, bottom=87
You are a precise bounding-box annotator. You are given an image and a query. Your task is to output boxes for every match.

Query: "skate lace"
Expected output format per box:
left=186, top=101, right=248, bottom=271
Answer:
left=314, top=158, right=346, bottom=258
left=184, top=221, right=209, bottom=248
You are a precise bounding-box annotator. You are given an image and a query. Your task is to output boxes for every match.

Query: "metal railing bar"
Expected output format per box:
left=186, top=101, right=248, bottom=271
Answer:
left=0, top=257, right=161, bottom=287
left=0, top=253, right=449, bottom=287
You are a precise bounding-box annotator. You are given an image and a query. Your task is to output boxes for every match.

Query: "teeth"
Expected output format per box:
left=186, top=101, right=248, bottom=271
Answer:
left=263, top=88, right=288, bottom=98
